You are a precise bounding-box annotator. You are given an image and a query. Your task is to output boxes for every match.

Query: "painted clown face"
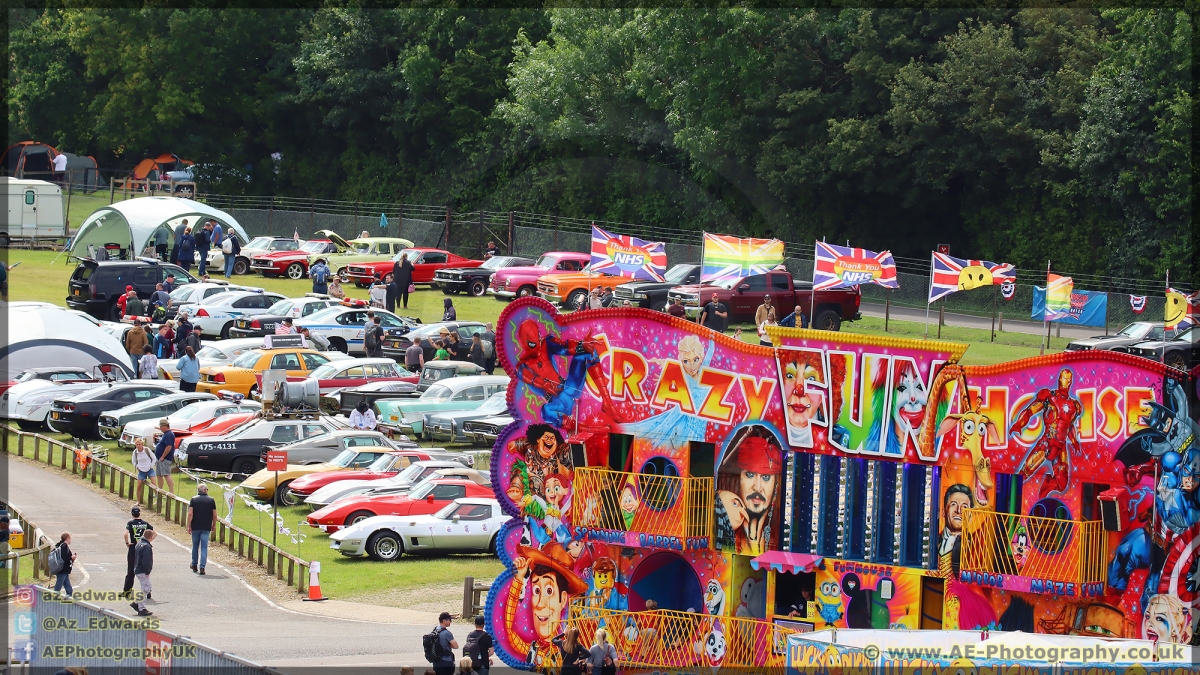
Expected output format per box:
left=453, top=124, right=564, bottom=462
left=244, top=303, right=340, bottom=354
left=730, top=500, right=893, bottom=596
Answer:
left=783, top=361, right=821, bottom=431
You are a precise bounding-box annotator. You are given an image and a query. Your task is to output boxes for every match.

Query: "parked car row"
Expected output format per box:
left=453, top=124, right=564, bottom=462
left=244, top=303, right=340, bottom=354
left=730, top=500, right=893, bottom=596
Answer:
left=1066, top=322, right=1199, bottom=372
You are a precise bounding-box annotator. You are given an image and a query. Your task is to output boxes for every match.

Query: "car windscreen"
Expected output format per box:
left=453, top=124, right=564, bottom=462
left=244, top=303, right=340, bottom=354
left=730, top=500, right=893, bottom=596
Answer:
left=1174, top=327, right=1196, bottom=342
left=195, top=346, right=225, bottom=360
left=664, top=264, right=695, bottom=283
left=329, top=449, right=358, bottom=467
left=393, top=463, right=428, bottom=484
left=1117, top=323, right=1152, bottom=338
left=367, top=454, right=396, bottom=471
left=171, top=405, right=205, bottom=422
left=352, top=242, right=372, bottom=252
left=408, top=480, right=436, bottom=500
left=246, top=237, right=273, bottom=249
left=308, top=364, right=339, bottom=380
left=170, top=286, right=195, bottom=302
left=421, top=384, right=453, bottom=401
left=230, top=351, right=262, bottom=368
left=300, top=241, right=327, bottom=253
left=398, top=249, right=422, bottom=262
left=480, top=257, right=506, bottom=270
left=304, top=307, right=343, bottom=323
left=266, top=300, right=294, bottom=316
left=476, top=393, right=507, bottom=415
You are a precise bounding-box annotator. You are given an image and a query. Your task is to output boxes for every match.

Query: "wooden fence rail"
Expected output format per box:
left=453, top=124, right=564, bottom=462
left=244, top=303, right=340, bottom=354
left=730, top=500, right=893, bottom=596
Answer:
left=3, top=427, right=309, bottom=594
left=2, top=502, right=56, bottom=591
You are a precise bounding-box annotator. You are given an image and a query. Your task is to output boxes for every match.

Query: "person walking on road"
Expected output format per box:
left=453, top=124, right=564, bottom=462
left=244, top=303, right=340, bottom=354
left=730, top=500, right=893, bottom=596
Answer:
left=432, top=612, right=458, bottom=675
left=178, top=346, right=201, bottom=393
left=123, top=506, right=153, bottom=598
left=132, top=438, right=156, bottom=502
left=182, top=324, right=203, bottom=354
left=464, top=615, right=494, bottom=675
left=367, top=316, right=385, bottom=358
left=187, top=483, right=218, bottom=574
left=154, top=324, right=174, bottom=360
left=52, top=532, right=76, bottom=597
left=384, top=272, right=398, bottom=313
left=154, top=419, right=176, bottom=493
left=131, top=529, right=157, bottom=616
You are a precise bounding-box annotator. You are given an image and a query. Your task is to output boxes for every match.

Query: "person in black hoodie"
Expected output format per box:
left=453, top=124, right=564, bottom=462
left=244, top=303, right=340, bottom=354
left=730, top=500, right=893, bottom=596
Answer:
left=53, top=532, right=76, bottom=596
left=195, top=222, right=211, bottom=276
left=131, top=529, right=156, bottom=616
left=393, top=256, right=415, bottom=309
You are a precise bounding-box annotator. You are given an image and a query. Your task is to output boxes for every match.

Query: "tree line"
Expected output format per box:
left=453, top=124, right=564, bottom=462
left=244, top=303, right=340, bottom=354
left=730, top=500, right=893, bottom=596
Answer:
left=8, top=7, right=1193, bottom=282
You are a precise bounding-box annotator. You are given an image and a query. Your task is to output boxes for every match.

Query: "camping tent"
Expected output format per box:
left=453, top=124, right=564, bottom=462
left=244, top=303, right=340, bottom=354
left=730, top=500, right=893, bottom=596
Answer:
left=69, top=197, right=249, bottom=260
left=1, top=305, right=135, bottom=377
left=1, top=141, right=58, bottom=179
left=131, top=153, right=193, bottom=180
left=60, top=152, right=100, bottom=191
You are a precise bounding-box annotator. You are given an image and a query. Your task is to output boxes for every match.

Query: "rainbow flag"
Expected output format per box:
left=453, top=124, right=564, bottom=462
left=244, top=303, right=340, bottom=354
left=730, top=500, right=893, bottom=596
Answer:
left=701, top=233, right=785, bottom=283
left=1044, top=273, right=1074, bottom=321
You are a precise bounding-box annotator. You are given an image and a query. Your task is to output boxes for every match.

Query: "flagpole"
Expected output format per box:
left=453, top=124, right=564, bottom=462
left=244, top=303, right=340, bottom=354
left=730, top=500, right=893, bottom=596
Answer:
left=1041, top=260, right=1050, bottom=355
left=701, top=232, right=708, bottom=324
left=924, top=252, right=934, bottom=338
left=1163, top=269, right=1169, bottom=364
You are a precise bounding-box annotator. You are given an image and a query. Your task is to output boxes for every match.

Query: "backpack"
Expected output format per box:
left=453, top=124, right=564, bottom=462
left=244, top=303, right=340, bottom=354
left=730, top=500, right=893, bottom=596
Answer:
left=464, top=631, right=481, bottom=661
left=312, top=265, right=328, bottom=284
left=221, top=237, right=233, bottom=254
left=422, top=626, right=445, bottom=663
left=363, top=325, right=378, bottom=351
left=481, top=340, right=494, bottom=359
left=48, top=546, right=64, bottom=575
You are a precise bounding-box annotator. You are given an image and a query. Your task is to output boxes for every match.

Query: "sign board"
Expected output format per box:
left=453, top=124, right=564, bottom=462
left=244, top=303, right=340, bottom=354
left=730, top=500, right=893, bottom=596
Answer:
left=262, top=334, right=306, bottom=349
left=145, top=630, right=172, bottom=675
left=265, top=449, right=288, bottom=472
left=937, top=243, right=950, bottom=254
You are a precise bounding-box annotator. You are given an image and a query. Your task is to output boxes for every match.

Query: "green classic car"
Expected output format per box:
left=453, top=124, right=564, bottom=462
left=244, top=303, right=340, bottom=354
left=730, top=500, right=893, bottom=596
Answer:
left=96, top=392, right=218, bottom=441
left=375, top=375, right=509, bottom=438
left=313, top=230, right=415, bottom=281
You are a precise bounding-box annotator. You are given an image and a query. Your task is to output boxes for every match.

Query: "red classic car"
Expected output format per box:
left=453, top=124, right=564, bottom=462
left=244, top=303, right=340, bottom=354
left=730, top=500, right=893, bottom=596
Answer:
left=306, top=477, right=493, bottom=531
left=249, top=240, right=338, bottom=279
left=344, top=248, right=484, bottom=287
left=286, top=449, right=439, bottom=499
left=487, top=251, right=591, bottom=300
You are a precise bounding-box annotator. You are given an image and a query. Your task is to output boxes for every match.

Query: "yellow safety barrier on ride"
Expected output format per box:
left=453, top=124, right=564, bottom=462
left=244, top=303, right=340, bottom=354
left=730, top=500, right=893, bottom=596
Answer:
left=961, top=508, right=1106, bottom=585
left=572, top=467, right=714, bottom=546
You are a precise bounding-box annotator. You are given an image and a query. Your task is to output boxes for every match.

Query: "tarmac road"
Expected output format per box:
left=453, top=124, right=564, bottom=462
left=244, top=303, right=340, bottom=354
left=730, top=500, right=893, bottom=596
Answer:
left=5, top=457, right=484, bottom=670
left=858, top=301, right=1098, bottom=339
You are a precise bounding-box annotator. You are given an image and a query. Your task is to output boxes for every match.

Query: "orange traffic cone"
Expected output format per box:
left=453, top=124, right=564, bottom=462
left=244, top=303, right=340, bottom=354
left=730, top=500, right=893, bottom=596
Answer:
left=303, top=560, right=327, bottom=602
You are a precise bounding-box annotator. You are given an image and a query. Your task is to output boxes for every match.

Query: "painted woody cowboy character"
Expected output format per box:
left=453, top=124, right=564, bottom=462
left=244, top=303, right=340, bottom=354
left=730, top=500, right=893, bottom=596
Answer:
left=506, top=542, right=589, bottom=672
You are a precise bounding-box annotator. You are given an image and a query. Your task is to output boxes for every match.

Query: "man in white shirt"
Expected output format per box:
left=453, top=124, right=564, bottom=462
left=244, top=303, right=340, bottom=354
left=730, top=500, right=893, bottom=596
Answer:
left=349, top=401, right=377, bottom=430
left=53, top=153, right=68, bottom=184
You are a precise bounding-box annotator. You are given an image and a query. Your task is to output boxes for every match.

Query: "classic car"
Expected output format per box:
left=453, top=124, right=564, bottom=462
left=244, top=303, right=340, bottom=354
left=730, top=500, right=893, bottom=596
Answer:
left=175, top=414, right=345, bottom=475
left=315, top=230, right=415, bottom=281
left=188, top=290, right=287, bottom=338
left=48, top=383, right=176, bottom=438
left=434, top=255, right=535, bottom=297
left=375, top=375, right=510, bottom=437
left=120, top=397, right=262, bottom=448
left=284, top=448, right=461, bottom=503
left=227, top=295, right=342, bottom=338
left=536, top=264, right=637, bottom=310
left=1065, top=321, right=1178, bottom=353
left=414, top=361, right=487, bottom=393
left=157, top=338, right=264, bottom=379
left=2, top=364, right=135, bottom=430
left=238, top=445, right=401, bottom=505
left=97, top=392, right=217, bottom=440
left=302, top=460, right=473, bottom=509
left=1127, top=327, right=1200, bottom=371
left=425, top=392, right=509, bottom=444
left=344, top=248, right=484, bottom=287
left=329, top=498, right=508, bottom=560
left=462, top=413, right=514, bottom=446
left=248, top=240, right=338, bottom=279
left=228, top=236, right=304, bottom=276
left=281, top=358, right=417, bottom=396
left=307, top=477, right=494, bottom=532
left=197, top=347, right=334, bottom=396
left=293, top=301, right=419, bottom=356
left=255, top=428, right=417, bottom=466
left=163, top=410, right=259, bottom=449
left=380, top=322, right=487, bottom=364
left=488, top=251, right=590, bottom=300
left=335, top=380, right=420, bottom=416
left=164, top=281, right=256, bottom=320
left=3, top=366, right=98, bottom=396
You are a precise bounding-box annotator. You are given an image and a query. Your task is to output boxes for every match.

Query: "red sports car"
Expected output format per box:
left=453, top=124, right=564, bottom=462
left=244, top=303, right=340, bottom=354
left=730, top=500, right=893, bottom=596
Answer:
left=249, top=240, right=338, bottom=279
left=306, top=477, right=493, bottom=531
left=286, top=449, right=439, bottom=499
left=344, top=248, right=484, bottom=287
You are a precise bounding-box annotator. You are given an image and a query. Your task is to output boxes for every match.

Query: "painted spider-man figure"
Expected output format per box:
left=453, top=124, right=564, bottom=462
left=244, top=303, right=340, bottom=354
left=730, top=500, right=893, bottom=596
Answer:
left=515, top=319, right=621, bottom=428
left=1011, top=368, right=1082, bottom=497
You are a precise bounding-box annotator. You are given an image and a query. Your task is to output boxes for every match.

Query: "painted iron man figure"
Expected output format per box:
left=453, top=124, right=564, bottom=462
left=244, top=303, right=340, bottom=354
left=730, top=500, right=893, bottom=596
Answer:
left=515, top=319, right=622, bottom=428
left=1010, top=368, right=1082, bottom=497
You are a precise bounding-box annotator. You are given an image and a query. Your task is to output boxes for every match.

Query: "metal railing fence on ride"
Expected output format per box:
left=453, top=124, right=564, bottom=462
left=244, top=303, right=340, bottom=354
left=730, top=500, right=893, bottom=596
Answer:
left=18, top=585, right=273, bottom=675
left=1, top=502, right=56, bottom=590
left=571, top=468, right=714, bottom=543
left=960, top=508, right=1106, bottom=585
left=565, top=604, right=795, bottom=674
left=1, top=427, right=311, bottom=595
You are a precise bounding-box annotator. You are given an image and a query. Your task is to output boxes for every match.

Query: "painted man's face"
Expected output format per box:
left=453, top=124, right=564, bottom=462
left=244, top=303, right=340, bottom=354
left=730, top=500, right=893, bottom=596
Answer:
left=530, top=572, right=567, bottom=640
left=944, top=492, right=971, bottom=533
left=536, top=432, right=558, bottom=460
left=739, top=470, right=776, bottom=517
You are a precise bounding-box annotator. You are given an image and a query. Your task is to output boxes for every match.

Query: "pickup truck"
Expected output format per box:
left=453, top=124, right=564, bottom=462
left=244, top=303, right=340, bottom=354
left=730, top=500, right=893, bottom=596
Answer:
left=613, top=264, right=701, bottom=311
left=488, top=251, right=591, bottom=300
left=667, top=271, right=861, bottom=330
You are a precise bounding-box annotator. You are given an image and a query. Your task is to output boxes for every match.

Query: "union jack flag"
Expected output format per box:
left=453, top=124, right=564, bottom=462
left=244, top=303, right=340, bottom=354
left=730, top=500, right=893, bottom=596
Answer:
left=590, top=224, right=667, bottom=281
left=927, top=252, right=1016, bottom=303
left=813, top=242, right=898, bottom=291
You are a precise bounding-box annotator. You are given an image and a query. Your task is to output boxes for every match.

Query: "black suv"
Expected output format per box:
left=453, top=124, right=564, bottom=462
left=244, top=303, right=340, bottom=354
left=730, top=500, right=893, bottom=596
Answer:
left=67, top=258, right=198, bottom=321
left=613, top=263, right=701, bottom=310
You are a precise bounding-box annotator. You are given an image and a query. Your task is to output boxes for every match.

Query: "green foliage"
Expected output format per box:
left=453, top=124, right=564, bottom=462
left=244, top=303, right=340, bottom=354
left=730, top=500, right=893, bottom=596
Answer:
left=7, top=7, right=1191, bottom=282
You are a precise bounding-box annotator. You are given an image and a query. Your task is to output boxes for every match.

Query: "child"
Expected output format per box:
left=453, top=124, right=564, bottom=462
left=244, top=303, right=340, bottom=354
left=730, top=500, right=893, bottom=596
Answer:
left=140, top=345, right=158, bottom=379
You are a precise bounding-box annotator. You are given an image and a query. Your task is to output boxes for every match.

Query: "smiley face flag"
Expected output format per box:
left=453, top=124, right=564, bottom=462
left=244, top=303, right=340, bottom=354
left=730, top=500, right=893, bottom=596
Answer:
left=929, top=252, right=1015, bottom=303
left=1165, top=288, right=1199, bottom=330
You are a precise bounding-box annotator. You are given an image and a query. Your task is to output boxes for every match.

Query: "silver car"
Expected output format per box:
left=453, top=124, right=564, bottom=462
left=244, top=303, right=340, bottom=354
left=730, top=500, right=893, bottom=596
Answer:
left=1065, top=321, right=1176, bottom=353
left=426, top=392, right=509, bottom=443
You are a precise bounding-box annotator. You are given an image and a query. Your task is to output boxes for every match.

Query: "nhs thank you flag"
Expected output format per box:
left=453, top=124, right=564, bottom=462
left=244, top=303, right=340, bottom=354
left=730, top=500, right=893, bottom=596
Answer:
left=701, top=233, right=785, bottom=283
left=813, top=242, right=899, bottom=291
left=590, top=224, right=667, bottom=281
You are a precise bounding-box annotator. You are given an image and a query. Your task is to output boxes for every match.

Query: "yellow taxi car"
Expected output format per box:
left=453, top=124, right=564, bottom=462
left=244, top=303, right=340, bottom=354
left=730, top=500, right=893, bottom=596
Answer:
left=197, top=347, right=331, bottom=396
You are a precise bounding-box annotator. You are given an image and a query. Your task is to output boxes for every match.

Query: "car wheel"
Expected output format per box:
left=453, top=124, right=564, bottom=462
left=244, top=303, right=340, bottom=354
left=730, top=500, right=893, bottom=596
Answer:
left=232, top=457, right=259, bottom=475
left=366, top=531, right=403, bottom=561
left=109, top=302, right=124, bottom=321
left=275, top=481, right=299, bottom=506
left=1165, top=352, right=1186, bottom=371
left=286, top=263, right=306, bottom=280
left=16, top=420, right=43, bottom=432
left=337, top=268, right=349, bottom=283
left=516, top=285, right=535, bottom=298
left=488, top=533, right=498, bottom=554
left=468, top=280, right=487, bottom=297
left=233, top=258, right=250, bottom=275
left=566, top=289, right=588, bottom=311
left=328, top=338, right=348, bottom=353
left=442, top=287, right=456, bottom=295
left=346, top=510, right=375, bottom=527
left=249, top=385, right=259, bottom=398
left=814, top=309, right=841, bottom=332
left=220, top=321, right=234, bottom=339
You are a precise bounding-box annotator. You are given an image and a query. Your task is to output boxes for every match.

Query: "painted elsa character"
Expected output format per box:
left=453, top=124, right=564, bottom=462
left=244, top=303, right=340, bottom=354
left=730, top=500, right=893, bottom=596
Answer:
left=622, top=335, right=714, bottom=449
